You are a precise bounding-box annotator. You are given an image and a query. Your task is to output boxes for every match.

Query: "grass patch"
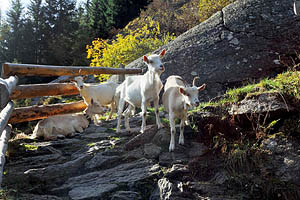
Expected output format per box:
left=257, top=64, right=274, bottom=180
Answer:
left=87, top=143, right=96, bottom=147
left=194, top=70, right=300, bottom=113
left=109, top=136, right=121, bottom=141
left=23, top=144, right=38, bottom=151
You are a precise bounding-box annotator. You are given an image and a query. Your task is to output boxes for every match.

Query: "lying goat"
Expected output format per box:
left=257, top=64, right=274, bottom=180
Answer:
left=117, top=49, right=166, bottom=133
left=74, top=76, right=118, bottom=121
left=31, top=99, right=103, bottom=140
left=162, top=76, right=206, bottom=151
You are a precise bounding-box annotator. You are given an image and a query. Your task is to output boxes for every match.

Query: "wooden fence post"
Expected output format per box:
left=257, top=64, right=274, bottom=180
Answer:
left=118, top=64, right=125, bottom=83
left=0, top=125, right=11, bottom=187
left=0, top=76, right=18, bottom=109
left=0, top=101, right=14, bottom=135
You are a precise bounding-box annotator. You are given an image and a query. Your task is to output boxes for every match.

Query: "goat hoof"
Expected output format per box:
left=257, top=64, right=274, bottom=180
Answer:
left=169, top=144, right=175, bottom=152
left=179, top=138, right=184, bottom=145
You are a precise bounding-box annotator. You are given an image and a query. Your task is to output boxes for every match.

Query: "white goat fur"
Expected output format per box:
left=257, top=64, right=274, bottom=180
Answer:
left=31, top=99, right=103, bottom=140
left=74, top=76, right=118, bottom=121
left=116, top=49, right=166, bottom=133
left=162, top=75, right=206, bottom=152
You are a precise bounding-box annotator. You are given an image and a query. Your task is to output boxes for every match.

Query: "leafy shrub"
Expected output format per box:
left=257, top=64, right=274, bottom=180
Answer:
left=198, top=0, right=236, bottom=22
left=86, top=17, right=175, bottom=82
left=140, top=0, right=236, bottom=36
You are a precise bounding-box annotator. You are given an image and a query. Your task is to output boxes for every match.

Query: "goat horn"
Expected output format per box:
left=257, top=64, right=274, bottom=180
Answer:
left=193, top=77, right=199, bottom=86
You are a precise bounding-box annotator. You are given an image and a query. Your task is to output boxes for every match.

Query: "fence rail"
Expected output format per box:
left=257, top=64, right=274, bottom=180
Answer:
left=10, top=83, right=79, bottom=99
left=2, top=63, right=142, bottom=77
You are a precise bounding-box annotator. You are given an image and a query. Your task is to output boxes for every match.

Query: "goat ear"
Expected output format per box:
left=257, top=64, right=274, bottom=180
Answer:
left=160, top=49, right=166, bottom=57
left=144, top=55, right=149, bottom=64
left=198, top=84, right=206, bottom=92
left=179, top=87, right=187, bottom=95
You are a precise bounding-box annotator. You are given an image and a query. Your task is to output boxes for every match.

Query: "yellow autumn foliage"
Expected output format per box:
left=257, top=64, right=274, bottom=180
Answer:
left=86, top=17, right=175, bottom=82
left=198, top=0, right=235, bottom=22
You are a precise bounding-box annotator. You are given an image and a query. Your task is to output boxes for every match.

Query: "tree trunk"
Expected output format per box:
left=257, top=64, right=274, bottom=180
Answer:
left=9, top=101, right=87, bottom=124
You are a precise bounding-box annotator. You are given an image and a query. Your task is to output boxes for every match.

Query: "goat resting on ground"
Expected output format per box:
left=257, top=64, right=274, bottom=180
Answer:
left=31, top=99, right=103, bottom=140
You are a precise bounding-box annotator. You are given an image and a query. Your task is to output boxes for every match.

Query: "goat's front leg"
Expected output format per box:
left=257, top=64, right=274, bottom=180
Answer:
left=116, top=98, right=125, bottom=133
left=169, top=112, right=176, bottom=152
left=154, top=97, right=163, bottom=129
left=140, top=99, right=147, bottom=133
left=179, top=118, right=185, bottom=145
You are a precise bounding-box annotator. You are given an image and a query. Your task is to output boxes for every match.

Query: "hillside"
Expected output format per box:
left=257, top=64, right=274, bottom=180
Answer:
left=2, top=69, right=300, bottom=199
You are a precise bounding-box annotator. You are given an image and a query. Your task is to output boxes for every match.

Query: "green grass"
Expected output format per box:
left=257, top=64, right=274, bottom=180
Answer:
left=194, top=70, right=300, bottom=112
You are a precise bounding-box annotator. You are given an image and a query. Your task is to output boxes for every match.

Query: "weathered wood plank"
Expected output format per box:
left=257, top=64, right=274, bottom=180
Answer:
left=2, top=63, right=143, bottom=78
left=0, top=76, right=18, bottom=109
left=0, top=125, right=11, bottom=187
left=8, top=101, right=87, bottom=124
left=0, top=101, right=14, bottom=134
left=10, top=83, right=79, bottom=99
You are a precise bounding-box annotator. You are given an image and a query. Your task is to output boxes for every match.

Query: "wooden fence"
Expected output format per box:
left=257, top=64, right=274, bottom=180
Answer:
left=0, top=63, right=142, bottom=186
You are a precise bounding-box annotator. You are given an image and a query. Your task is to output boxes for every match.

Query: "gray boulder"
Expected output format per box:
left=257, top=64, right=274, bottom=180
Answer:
left=111, top=0, right=300, bottom=100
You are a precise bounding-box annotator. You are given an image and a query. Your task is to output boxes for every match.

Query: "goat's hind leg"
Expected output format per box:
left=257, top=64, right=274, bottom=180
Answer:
left=124, top=104, right=134, bottom=133
left=169, top=112, right=176, bottom=152
left=179, top=119, right=185, bottom=145
left=140, top=100, right=147, bottom=133
left=154, top=97, right=163, bottom=129
left=116, top=98, right=125, bottom=133
left=107, top=102, right=115, bottom=120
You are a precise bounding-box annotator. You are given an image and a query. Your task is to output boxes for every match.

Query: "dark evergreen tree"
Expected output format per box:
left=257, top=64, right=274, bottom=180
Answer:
left=6, top=0, right=24, bottom=62
left=43, top=0, right=78, bottom=65
left=28, top=0, right=45, bottom=64
left=89, top=0, right=107, bottom=38
left=71, top=2, right=93, bottom=65
left=0, top=19, right=10, bottom=64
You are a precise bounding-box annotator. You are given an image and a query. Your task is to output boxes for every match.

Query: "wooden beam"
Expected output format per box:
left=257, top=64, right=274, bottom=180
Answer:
left=0, top=125, right=11, bottom=187
left=10, top=83, right=79, bottom=99
left=8, top=101, right=87, bottom=124
left=0, top=76, right=18, bottom=109
left=2, top=63, right=143, bottom=78
left=0, top=101, right=14, bottom=134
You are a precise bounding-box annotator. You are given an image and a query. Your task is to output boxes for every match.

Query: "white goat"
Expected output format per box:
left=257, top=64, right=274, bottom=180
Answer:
left=116, top=49, right=166, bottom=133
left=74, top=76, right=118, bottom=121
left=162, top=75, right=206, bottom=152
left=31, top=99, right=103, bottom=140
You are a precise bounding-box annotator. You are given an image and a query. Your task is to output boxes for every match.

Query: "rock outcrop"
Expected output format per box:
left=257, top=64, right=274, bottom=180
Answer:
left=112, top=0, right=300, bottom=100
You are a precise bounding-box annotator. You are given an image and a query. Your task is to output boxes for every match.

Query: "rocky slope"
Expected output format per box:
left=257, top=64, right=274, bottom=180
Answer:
left=2, top=91, right=300, bottom=199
